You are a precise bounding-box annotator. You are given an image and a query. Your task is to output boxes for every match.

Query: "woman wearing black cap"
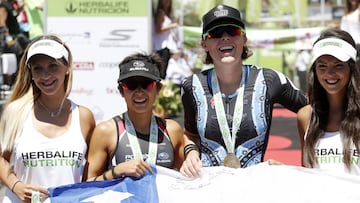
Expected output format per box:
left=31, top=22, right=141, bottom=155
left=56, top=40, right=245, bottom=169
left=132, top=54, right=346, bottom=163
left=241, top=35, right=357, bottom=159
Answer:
left=180, top=4, right=307, bottom=177
left=84, top=52, right=184, bottom=181
left=297, top=29, right=360, bottom=175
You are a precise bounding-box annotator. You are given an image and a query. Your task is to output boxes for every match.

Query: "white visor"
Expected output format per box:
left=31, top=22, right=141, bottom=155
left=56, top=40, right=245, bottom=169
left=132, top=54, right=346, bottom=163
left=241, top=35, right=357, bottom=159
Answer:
left=311, top=38, right=357, bottom=64
left=26, top=39, right=69, bottom=64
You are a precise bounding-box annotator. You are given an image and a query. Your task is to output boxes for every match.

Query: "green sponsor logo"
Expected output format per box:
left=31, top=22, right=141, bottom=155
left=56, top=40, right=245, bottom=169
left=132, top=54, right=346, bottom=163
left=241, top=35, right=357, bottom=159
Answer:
left=48, top=0, right=148, bottom=17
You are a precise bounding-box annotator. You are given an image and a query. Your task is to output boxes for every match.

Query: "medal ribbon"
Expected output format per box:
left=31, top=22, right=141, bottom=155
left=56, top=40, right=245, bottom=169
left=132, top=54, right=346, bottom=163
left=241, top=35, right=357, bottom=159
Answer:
left=124, top=112, right=158, bottom=165
left=211, top=67, right=245, bottom=153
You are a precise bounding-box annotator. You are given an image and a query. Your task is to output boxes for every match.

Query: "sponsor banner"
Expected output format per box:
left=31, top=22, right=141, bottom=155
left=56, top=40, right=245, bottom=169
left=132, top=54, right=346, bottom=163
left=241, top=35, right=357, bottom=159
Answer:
left=46, top=0, right=151, bottom=122
left=46, top=0, right=148, bottom=17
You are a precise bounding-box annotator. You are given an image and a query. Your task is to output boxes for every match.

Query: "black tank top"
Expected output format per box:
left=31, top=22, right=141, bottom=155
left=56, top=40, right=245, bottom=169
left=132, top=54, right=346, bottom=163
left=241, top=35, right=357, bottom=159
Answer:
left=107, top=115, right=175, bottom=169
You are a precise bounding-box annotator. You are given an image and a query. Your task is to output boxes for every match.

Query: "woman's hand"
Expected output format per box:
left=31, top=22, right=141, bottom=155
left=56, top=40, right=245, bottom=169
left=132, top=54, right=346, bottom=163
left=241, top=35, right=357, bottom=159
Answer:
left=180, top=150, right=202, bottom=178
left=12, top=181, right=48, bottom=203
left=115, top=160, right=153, bottom=178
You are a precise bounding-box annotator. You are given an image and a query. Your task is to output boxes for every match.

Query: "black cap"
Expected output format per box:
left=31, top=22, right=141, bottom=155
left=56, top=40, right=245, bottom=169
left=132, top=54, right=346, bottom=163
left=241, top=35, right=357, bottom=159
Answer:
left=202, top=4, right=245, bottom=34
left=118, top=60, right=161, bottom=82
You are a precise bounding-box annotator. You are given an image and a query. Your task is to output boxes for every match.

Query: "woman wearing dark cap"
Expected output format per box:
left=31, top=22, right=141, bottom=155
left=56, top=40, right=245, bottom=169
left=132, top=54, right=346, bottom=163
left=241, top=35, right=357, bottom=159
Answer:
left=180, top=4, right=307, bottom=177
left=84, top=52, right=184, bottom=181
left=297, top=29, right=360, bottom=175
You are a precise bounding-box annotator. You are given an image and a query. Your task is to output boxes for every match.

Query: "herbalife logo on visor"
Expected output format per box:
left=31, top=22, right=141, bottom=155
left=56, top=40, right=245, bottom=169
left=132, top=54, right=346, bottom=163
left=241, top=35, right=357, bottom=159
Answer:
left=319, top=41, right=342, bottom=48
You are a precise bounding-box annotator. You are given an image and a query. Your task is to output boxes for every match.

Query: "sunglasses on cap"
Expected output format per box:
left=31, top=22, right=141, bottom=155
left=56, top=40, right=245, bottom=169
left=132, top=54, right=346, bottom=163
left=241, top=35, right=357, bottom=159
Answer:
left=120, top=79, right=158, bottom=91
left=202, top=24, right=244, bottom=40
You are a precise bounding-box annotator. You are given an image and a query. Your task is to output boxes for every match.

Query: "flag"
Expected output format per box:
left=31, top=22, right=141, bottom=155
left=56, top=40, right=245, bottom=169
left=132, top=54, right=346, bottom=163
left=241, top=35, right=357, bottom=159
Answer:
left=45, top=163, right=360, bottom=203
left=47, top=167, right=158, bottom=203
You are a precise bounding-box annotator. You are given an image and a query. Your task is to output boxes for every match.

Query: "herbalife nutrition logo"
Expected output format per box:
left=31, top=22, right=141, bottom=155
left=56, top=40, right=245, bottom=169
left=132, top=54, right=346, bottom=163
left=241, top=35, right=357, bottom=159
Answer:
left=64, top=0, right=130, bottom=15
left=65, top=1, right=77, bottom=13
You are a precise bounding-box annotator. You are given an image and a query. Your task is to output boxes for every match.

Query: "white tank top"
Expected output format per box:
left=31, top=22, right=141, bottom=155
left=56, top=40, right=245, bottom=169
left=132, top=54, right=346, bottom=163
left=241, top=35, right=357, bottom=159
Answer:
left=153, top=15, right=179, bottom=53
left=3, top=101, right=87, bottom=203
left=314, top=131, right=360, bottom=175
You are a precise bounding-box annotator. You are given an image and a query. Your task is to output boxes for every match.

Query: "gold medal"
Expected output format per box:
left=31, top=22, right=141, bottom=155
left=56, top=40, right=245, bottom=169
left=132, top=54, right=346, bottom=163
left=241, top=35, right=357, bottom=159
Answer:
left=223, top=153, right=240, bottom=168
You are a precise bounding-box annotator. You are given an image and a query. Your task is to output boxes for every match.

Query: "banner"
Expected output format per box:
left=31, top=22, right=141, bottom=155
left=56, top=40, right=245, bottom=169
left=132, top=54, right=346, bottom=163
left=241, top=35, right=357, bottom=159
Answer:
left=46, top=163, right=360, bottom=203
left=45, top=0, right=152, bottom=122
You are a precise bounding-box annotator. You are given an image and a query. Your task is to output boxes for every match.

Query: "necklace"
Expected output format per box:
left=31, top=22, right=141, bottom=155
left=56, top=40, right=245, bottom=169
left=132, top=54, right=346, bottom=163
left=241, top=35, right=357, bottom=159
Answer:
left=37, top=98, right=66, bottom=117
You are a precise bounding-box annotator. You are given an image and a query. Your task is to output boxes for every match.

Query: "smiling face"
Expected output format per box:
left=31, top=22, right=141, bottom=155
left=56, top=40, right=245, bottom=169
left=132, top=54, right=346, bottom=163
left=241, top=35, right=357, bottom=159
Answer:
left=315, top=55, right=351, bottom=96
left=119, top=76, right=161, bottom=114
left=29, top=54, right=69, bottom=97
left=201, top=25, right=247, bottom=66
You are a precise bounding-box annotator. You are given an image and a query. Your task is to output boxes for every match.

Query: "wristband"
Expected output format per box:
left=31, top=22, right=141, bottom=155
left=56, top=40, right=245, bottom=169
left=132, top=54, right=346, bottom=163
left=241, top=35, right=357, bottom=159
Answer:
left=11, top=180, right=21, bottom=193
left=184, top=144, right=200, bottom=158
left=111, top=166, right=118, bottom=179
left=102, top=172, right=108, bottom=180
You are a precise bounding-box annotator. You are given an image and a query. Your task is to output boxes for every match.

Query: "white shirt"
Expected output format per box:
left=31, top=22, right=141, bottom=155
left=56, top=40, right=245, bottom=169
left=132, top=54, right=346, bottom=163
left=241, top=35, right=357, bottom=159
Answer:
left=3, top=102, right=87, bottom=203
left=314, top=131, right=360, bottom=175
left=295, top=50, right=310, bottom=72
left=341, top=9, right=360, bottom=44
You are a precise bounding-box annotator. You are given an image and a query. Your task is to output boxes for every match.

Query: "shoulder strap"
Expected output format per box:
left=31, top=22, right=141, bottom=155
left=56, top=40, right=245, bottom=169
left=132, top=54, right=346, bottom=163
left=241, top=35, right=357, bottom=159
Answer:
left=155, top=116, right=168, bottom=135
left=113, top=115, right=125, bottom=137
left=108, top=115, right=125, bottom=167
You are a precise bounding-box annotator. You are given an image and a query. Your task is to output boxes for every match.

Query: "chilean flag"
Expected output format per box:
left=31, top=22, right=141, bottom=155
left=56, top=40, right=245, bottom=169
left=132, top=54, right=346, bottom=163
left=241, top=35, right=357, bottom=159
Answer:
left=47, top=167, right=158, bottom=203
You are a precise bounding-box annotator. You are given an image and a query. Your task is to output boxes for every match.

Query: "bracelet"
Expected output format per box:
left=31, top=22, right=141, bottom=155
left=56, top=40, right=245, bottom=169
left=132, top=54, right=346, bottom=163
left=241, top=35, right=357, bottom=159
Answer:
left=111, top=167, right=118, bottom=179
left=184, top=144, right=200, bottom=158
left=102, top=172, right=108, bottom=180
left=11, top=180, right=21, bottom=193
left=111, top=166, right=125, bottom=179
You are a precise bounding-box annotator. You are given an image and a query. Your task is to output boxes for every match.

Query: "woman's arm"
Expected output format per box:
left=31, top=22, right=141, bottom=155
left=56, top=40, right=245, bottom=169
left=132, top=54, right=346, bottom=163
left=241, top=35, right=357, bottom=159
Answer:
left=165, top=119, right=184, bottom=170
left=84, top=119, right=117, bottom=181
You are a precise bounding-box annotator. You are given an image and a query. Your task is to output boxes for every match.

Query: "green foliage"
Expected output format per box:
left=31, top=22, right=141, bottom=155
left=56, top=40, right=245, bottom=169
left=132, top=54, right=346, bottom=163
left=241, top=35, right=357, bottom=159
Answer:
left=153, top=80, right=183, bottom=118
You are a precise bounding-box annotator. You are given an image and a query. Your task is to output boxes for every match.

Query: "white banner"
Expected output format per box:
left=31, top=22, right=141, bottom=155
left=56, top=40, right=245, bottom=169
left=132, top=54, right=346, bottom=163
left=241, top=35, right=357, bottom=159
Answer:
left=45, top=162, right=360, bottom=202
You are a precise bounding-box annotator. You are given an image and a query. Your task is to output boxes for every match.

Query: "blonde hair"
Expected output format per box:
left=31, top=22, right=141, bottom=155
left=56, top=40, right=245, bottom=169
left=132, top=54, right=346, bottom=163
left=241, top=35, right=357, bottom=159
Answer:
left=0, top=35, right=73, bottom=154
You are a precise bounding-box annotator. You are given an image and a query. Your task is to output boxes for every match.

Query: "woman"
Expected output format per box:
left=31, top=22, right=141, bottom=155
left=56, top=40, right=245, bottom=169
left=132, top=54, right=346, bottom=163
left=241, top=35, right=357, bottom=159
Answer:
left=179, top=4, right=307, bottom=177
left=0, top=35, right=95, bottom=202
left=340, top=0, right=360, bottom=45
left=153, top=0, right=180, bottom=78
left=84, top=52, right=184, bottom=181
left=297, top=29, right=360, bottom=175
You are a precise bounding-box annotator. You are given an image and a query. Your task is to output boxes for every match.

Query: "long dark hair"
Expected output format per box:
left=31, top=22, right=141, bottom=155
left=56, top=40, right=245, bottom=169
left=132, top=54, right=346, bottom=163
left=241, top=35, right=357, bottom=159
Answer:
left=153, top=0, right=174, bottom=32
left=304, top=28, right=360, bottom=170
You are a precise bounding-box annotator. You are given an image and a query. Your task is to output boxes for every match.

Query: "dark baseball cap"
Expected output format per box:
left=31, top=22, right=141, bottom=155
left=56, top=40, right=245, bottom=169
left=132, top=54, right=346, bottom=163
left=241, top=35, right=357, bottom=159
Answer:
left=118, top=60, right=161, bottom=82
left=202, top=4, right=245, bottom=34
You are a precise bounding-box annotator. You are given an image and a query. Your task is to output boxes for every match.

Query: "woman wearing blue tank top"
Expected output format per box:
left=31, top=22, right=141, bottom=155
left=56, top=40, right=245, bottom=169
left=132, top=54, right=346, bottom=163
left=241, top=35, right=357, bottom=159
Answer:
left=179, top=4, right=307, bottom=177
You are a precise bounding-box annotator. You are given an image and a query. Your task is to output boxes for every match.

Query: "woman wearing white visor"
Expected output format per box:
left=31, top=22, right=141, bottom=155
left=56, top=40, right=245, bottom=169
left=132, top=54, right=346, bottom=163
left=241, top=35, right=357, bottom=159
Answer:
left=297, top=29, right=360, bottom=175
left=0, top=35, right=95, bottom=202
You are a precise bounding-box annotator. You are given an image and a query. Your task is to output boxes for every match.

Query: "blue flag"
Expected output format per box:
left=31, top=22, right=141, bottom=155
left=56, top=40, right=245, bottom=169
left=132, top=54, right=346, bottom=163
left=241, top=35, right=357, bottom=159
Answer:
left=48, top=167, right=158, bottom=203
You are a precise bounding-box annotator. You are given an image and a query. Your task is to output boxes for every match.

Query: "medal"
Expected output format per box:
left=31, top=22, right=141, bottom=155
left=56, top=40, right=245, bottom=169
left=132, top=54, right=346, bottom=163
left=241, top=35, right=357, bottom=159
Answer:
left=211, top=68, right=246, bottom=167
left=223, top=153, right=240, bottom=168
left=124, top=113, right=158, bottom=165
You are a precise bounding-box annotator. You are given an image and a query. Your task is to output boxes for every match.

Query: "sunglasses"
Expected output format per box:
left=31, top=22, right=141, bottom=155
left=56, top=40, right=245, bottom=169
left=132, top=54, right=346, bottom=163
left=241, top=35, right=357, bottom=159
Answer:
left=202, top=24, right=244, bottom=40
left=121, top=79, right=157, bottom=91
